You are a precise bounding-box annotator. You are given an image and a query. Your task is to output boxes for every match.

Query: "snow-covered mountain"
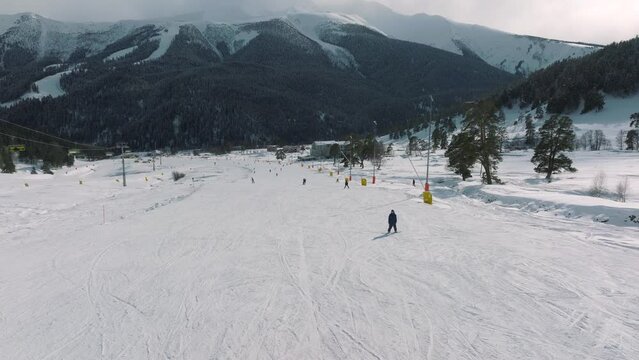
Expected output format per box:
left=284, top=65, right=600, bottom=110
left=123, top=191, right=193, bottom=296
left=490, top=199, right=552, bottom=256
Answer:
left=1, top=1, right=602, bottom=75
left=0, top=9, right=518, bottom=149
left=0, top=12, right=376, bottom=72
left=0, top=13, right=138, bottom=66
left=319, top=0, right=602, bottom=75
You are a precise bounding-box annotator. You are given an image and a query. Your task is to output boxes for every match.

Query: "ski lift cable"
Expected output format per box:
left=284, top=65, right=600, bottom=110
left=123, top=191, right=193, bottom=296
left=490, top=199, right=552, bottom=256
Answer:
left=0, top=131, right=114, bottom=151
left=0, top=118, right=109, bottom=150
left=406, top=154, right=425, bottom=189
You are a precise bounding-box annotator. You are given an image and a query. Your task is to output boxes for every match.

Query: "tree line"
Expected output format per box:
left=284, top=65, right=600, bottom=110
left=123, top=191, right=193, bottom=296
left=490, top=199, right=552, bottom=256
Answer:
left=444, top=103, right=639, bottom=183
left=497, top=37, right=639, bottom=114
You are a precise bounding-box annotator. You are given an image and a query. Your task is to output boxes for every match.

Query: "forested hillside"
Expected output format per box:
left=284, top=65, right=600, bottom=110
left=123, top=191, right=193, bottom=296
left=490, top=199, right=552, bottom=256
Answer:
left=497, top=37, right=639, bottom=114
left=0, top=18, right=514, bottom=150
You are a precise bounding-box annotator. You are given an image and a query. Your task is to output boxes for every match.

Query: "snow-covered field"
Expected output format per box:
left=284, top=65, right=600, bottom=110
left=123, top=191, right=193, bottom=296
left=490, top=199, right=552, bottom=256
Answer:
left=1, top=150, right=638, bottom=359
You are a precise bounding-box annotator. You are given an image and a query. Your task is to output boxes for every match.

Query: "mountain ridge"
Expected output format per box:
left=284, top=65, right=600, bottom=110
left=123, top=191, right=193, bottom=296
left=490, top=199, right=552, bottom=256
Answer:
left=0, top=14, right=515, bottom=149
left=0, top=2, right=602, bottom=75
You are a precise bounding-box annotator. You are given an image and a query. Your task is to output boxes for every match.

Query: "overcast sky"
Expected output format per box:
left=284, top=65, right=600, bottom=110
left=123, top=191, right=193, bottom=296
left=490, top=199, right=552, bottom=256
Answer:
left=1, top=0, right=637, bottom=44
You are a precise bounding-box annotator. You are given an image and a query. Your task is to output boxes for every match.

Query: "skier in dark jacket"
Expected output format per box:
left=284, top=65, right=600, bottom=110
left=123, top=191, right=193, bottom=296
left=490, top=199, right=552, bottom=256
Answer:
left=387, top=210, right=397, bottom=233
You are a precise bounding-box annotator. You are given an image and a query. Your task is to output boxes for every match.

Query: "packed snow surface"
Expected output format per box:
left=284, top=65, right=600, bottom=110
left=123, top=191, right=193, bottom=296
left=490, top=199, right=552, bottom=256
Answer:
left=140, top=24, right=180, bottom=62
left=103, top=45, right=138, bottom=62
left=0, top=150, right=638, bottom=359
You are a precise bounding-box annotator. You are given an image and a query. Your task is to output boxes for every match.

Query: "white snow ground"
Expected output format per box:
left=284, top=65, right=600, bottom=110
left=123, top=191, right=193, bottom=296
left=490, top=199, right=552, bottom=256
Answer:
left=0, top=150, right=638, bottom=359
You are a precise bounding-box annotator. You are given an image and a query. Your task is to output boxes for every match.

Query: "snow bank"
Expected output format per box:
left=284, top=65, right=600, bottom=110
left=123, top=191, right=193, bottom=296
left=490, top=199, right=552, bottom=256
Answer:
left=456, top=151, right=639, bottom=227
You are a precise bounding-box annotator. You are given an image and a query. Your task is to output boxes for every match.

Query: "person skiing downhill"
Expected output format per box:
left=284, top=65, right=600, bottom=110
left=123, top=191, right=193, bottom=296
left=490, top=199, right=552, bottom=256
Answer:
left=344, top=177, right=350, bottom=189
left=303, top=178, right=306, bottom=185
left=387, top=210, right=397, bottom=233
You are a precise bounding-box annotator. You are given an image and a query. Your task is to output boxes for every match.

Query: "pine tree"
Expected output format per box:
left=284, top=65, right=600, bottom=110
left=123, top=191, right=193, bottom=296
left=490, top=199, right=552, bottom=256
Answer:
left=1, top=149, right=16, bottom=173
left=445, top=131, right=476, bottom=180
left=531, top=115, right=577, bottom=181
left=275, top=149, right=286, bottom=160
left=406, top=136, right=418, bottom=156
left=630, top=112, right=639, bottom=128
left=525, top=115, right=536, bottom=147
left=626, top=130, right=639, bottom=150
left=42, top=161, right=54, bottom=175
left=440, top=132, right=449, bottom=149
left=329, top=143, right=340, bottom=165
left=430, top=126, right=442, bottom=151
left=582, top=90, right=605, bottom=113
left=616, top=130, right=627, bottom=150
left=445, top=100, right=504, bottom=184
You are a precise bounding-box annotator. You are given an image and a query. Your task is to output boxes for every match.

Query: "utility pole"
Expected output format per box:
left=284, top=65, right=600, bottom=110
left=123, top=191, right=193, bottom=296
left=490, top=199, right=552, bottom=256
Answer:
left=372, top=121, right=377, bottom=184
left=425, top=95, right=434, bottom=191
left=349, top=135, right=353, bottom=181
left=118, top=142, right=128, bottom=187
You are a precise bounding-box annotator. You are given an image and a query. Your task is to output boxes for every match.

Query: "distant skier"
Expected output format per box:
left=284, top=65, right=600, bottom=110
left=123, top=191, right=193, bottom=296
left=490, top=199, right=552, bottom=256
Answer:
left=303, top=178, right=306, bottom=185
left=412, top=179, right=416, bottom=187
left=251, top=177, right=255, bottom=184
left=387, top=210, right=397, bottom=233
left=344, top=177, right=350, bottom=189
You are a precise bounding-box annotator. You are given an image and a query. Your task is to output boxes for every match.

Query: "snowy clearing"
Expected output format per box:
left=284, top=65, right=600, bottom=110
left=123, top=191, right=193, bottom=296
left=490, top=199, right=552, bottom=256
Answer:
left=503, top=92, right=639, bottom=141
left=0, top=68, right=72, bottom=107
left=139, top=24, right=180, bottom=62
left=0, top=150, right=638, bottom=359
left=103, top=45, right=138, bottom=62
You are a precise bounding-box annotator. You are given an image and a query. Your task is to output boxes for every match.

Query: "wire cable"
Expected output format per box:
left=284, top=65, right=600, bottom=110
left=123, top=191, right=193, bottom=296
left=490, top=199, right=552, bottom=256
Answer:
left=406, top=154, right=425, bottom=189
left=0, top=118, right=108, bottom=150
left=0, top=131, right=114, bottom=151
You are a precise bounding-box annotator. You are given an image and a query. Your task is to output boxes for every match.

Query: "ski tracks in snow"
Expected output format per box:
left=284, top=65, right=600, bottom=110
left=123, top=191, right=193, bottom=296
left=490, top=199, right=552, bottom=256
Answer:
left=3, top=157, right=639, bottom=359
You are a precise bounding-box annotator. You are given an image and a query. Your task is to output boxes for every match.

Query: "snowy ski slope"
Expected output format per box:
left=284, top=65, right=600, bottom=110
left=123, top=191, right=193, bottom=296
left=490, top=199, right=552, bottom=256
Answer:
left=0, top=151, right=637, bottom=359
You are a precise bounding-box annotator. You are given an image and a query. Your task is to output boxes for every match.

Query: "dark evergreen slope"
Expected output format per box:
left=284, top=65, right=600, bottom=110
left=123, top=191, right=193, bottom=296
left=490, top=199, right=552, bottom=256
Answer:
left=0, top=20, right=515, bottom=150
left=329, top=25, right=515, bottom=103
left=497, top=37, right=639, bottom=114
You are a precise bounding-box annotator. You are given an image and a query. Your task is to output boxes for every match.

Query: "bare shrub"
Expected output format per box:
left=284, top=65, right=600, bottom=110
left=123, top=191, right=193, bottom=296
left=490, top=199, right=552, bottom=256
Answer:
left=589, top=171, right=607, bottom=197
left=616, top=176, right=629, bottom=203
left=172, top=171, right=186, bottom=181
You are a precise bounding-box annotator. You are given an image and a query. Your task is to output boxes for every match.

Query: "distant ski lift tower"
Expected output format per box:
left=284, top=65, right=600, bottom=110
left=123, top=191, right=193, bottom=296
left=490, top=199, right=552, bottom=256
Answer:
left=117, top=142, right=129, bottom=187
left=349, top=135, right=353, bottom=181
left=372, top=120, right=377, bottom=184
left=426, top=95, right=434, bottom=191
